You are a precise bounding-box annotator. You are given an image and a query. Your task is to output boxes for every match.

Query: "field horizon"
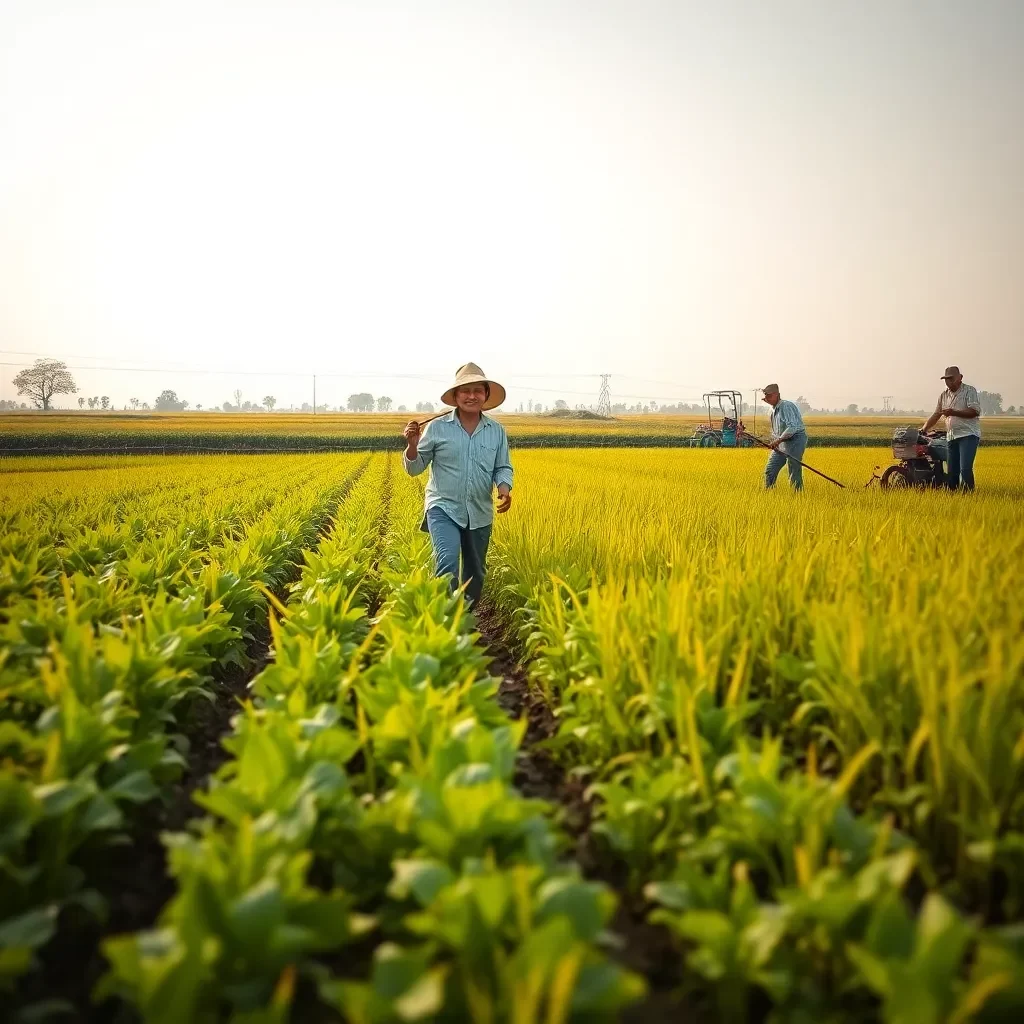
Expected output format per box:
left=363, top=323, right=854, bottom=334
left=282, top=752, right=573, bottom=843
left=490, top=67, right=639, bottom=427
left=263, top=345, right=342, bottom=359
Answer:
left=3, top=410, right=1024, bottom=453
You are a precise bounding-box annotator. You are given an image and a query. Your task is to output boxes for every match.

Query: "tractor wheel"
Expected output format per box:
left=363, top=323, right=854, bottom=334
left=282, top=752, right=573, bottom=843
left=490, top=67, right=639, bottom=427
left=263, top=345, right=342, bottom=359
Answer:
left=880, top=465, right=911, bottom=490
left=700, top=434, right=720, bottom=448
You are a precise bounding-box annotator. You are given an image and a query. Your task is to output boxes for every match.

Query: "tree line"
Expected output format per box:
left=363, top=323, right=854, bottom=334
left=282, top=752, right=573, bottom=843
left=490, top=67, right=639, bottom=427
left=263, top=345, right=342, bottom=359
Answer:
left=7, top=357, right=1019, bottom=416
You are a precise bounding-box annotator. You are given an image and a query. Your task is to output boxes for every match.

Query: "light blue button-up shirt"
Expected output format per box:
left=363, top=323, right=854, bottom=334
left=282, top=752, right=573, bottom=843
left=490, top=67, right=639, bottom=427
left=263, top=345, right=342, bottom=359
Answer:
left=403, top=411, right=514, bottom=529
left=770, top=399, right=807, bottom=442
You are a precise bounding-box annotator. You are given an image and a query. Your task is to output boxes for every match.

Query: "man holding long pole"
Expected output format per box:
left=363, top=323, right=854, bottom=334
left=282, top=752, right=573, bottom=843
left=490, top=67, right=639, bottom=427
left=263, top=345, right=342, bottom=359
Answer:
left=402, top=363, right=513, bottom=606
left=761, top=384, right=808, bottom=492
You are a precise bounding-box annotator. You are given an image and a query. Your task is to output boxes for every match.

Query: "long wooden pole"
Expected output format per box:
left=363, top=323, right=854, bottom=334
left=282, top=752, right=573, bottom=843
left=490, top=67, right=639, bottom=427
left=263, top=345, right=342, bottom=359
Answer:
left=743, top=432, right=846, bottom=488
left=412, top=410, right=447, bottom=428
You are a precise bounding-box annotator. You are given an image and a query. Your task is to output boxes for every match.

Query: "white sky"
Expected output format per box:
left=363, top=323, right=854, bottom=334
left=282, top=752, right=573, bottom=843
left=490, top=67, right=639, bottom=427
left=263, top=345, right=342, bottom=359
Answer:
left=1, top=0, right=1022, bottom=412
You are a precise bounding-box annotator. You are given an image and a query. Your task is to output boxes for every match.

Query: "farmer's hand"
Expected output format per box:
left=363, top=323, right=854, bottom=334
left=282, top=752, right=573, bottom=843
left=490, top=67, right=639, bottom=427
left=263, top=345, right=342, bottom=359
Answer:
left=496, top=485, right=512, bottom=514
left=770, top=439, right=782, bottom=451
left=403, top=420, right=421, bottom=454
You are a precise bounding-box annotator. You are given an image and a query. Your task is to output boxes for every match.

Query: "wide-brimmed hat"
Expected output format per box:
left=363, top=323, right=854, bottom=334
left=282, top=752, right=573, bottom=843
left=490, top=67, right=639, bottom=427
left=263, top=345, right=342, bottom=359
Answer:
left=761, top=383, right=780, bottom=396
left=440, top=362, right=506, bottom=410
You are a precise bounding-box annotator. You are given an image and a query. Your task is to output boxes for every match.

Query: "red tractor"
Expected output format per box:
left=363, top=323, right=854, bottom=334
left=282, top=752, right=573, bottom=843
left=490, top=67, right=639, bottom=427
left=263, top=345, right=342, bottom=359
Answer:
left=879, top=427, right=948, bottom=489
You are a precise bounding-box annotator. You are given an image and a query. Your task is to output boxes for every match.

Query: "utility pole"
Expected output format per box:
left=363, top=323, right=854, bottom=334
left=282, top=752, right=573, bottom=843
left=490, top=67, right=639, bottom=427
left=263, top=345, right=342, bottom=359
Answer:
left=313, top=375, right=316, bottom=416
left=752, top=390, right=757, bottom=438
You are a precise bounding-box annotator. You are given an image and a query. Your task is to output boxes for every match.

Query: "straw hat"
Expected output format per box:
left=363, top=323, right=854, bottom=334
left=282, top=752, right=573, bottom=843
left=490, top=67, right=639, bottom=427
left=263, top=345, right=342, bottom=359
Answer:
left=440, top=362, right=506, bottom=410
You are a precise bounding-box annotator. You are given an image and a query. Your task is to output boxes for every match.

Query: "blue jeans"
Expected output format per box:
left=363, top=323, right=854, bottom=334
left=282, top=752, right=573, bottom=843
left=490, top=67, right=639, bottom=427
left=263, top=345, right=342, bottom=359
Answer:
left=424, top=507, right=492, bottom=605
left=764, top=432, right=808, bottom=491
left=947, top=435, right=980, bottom=491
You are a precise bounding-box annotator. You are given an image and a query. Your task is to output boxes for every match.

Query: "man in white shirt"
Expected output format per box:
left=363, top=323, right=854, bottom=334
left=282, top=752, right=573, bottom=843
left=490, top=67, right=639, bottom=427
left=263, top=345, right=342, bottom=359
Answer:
left=922, top=366, right=982, bottom=491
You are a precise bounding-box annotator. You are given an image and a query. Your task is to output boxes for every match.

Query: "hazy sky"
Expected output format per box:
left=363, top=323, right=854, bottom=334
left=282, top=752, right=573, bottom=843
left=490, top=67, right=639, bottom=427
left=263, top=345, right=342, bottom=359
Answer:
left=2, top=0, right=1022, bottom=412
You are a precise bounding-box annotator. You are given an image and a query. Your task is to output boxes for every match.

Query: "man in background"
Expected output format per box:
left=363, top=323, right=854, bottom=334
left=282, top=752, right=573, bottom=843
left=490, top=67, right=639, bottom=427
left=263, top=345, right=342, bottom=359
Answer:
left=762, top=384, right=808, bottom=492
left=922, top=366, right=982, bottom=491
left=403, top=362, right=513, bottom=605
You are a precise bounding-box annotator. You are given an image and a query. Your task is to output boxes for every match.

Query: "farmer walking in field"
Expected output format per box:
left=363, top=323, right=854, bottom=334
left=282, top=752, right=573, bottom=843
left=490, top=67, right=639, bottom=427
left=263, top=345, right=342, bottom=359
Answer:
left=761, top=383, right=808, bottom=492
left=921, top=366, right=982, bottom=491
left=403, top=363, right=513, bottom=606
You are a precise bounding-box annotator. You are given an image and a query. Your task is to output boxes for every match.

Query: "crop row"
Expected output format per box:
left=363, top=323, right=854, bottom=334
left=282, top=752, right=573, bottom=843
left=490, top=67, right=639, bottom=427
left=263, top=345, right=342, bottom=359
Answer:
left=485, top=450, right=1024, bottom=1021
left=1, top=454, right=369, bottom=1009
left=5, top=430, right=1024, bottom=456
left=100, top=462, right=643, bottom=1023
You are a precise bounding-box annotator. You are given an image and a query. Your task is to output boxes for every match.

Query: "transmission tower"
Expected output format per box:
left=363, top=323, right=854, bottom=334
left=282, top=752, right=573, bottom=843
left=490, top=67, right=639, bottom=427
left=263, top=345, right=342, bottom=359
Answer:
left=882, top=395, right=894, bottom=414
left=596, top=374, right=612, bottom=417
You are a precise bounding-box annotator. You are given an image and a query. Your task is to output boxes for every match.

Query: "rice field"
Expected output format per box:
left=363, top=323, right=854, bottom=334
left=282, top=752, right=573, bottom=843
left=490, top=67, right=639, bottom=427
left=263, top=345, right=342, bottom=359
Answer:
left=2, top=447, right=1023, bottom=1022
left=3, top=411, right=1024, bottom=453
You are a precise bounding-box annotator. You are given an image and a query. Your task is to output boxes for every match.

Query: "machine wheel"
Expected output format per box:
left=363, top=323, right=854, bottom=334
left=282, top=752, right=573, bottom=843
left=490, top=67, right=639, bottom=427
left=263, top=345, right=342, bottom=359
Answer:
left=880, top=465, right=911, bottom=490
left=700, top=433, right=720, bottom=448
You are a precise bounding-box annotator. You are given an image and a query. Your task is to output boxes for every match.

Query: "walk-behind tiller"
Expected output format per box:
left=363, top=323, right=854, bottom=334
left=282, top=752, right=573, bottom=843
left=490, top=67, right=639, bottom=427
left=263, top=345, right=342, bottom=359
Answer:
left=867, top=427, right=948, bottom=489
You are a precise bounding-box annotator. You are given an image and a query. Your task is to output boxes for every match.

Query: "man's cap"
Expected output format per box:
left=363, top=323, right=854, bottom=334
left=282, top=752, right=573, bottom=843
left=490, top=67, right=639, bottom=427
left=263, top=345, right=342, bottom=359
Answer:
left=761, top=383, right=780, bottom=395
left=941, top=366, right=961, bottom=379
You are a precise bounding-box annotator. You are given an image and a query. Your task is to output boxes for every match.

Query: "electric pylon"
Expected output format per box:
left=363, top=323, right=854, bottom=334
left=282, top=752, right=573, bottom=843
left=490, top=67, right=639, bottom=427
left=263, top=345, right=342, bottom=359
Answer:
left=596, top=374, right=612, bottom=417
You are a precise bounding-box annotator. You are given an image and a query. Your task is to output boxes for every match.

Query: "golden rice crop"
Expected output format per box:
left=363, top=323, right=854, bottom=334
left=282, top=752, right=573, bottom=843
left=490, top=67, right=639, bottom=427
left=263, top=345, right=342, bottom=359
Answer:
left=490, top=446, right=1024, bottom=900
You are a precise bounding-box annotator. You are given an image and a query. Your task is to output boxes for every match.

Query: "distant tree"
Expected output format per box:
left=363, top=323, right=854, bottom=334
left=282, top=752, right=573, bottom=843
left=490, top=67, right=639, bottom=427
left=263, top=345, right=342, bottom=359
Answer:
left=300, top=402, right=312, bottom=412
left=397, top=404, right=407, bottom=413
left=415, top=401, right=435, bottom=414
left=377, top=395, right=393, bottom=412
left=88, top=397, right=97, bottom=409
left=1008, top=405, right=1017, bottom=415
left=846, top=403, right=859, bottom=415
left=78, top=396, right=86, bottom=409
left=129, top=397, right=140, bottom=410
left=554, top=399, right=568, bottom=410
left=241, top=400, right=256, bottom=412
left=100, top=395, right=110, bottom=410
left=347, top=392, right=375, bottom=412
left=12, top=358, right=78, bottom=410
left=263, top=395, right=276, bottom=412
left=154, top=389, right=187, bottom=411
left=795, top=395, right=812, bottom=414
left=978, top=391, right=1003, bottom=416
left=196, top=403, right=203, bottom=411
left=233, top=389, right=243, bottom=409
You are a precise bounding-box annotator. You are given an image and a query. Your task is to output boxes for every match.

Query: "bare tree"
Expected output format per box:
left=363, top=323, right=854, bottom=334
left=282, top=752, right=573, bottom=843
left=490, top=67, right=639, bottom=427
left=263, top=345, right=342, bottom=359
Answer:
left=263, top=395, right=276, bottom=411
left=233, top=388, right=243, bottom=410
left=12, top=358, right=78, bottom=410
left=130, top=397, right=140, bottom=410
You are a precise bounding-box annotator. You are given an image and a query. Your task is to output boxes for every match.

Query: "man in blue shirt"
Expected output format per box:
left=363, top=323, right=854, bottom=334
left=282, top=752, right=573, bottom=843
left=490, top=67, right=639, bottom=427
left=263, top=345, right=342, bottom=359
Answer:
left=761, top=383, right=808, bottom=492
left=403, top=363, right=513, bottom=605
